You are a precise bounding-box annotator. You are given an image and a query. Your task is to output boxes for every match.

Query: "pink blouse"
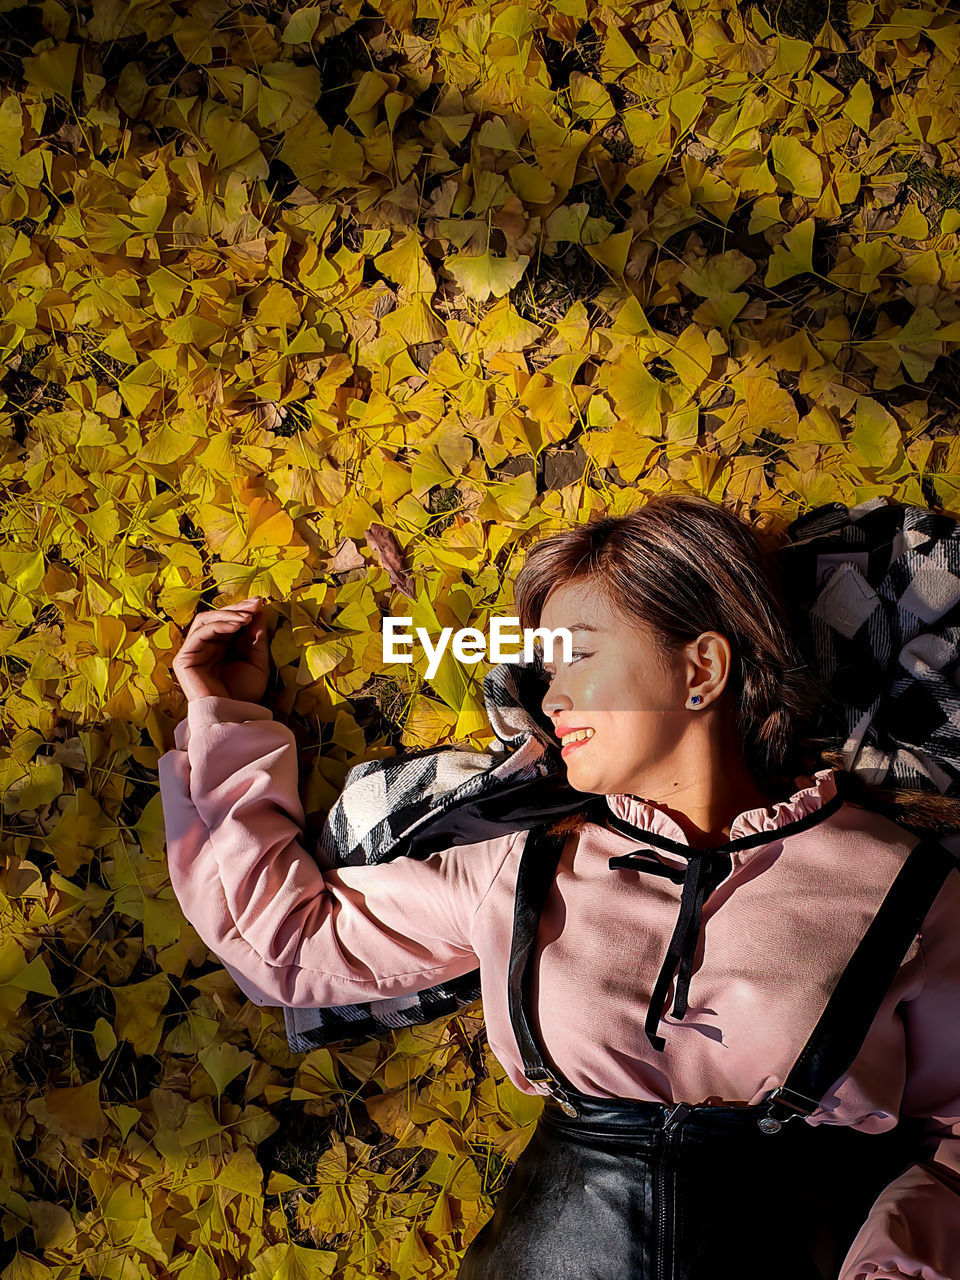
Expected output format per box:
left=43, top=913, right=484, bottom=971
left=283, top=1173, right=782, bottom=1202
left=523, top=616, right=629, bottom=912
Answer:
left=158, top=696, right=960, bottom=1280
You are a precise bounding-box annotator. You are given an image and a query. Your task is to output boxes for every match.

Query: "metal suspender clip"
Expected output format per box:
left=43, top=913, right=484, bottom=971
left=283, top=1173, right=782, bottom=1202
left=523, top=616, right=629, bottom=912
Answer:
left=663, top=1103, right=692, bottom=1132
left=758, top=1084, right=821, bottom=1134
left=524, top=1067, right=581, bottom=1118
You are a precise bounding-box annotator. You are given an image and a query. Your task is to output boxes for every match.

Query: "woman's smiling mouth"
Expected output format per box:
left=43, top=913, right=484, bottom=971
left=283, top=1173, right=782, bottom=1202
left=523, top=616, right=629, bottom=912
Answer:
left=560, top=727, right=595, bottom=756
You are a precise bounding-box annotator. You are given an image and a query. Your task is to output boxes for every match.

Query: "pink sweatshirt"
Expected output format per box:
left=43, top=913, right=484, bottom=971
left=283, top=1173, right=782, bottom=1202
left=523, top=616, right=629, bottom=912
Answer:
left=158, top=696, right=960, bottom=1280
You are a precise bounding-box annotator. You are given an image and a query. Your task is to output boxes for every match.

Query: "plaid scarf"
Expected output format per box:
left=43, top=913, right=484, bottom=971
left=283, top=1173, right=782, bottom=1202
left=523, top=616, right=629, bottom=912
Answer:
left=283, top=497, right=960, bottom=1053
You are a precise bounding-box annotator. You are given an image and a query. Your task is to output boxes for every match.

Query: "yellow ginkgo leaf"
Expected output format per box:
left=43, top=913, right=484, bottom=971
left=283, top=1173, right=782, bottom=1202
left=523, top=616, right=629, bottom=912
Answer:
left=770, top=135, right=823, bottom=200
left=693, top=292, right=748, bottom=330
left=477, top=300, right=542, bottom=351
left=259, top=1242, right=338, bottom=1279
left=508, top=161, right=556, bottom=203
left=259, top=63, right=324, bottom=129
left=199, top=1041, right=256, bottom=1097
left=113, top=974, right=171, bottom=1057
left=600, top=23, right=639, bottom=78
left=446, top=251, right=530, bottom=302
left=605, top=347, right=661, bottom=423
left=282, top=5, right=320, bottom=42
left=253, top=282, right=301, bottom=328
left=545, top=203, right=588, bottom=244
left=567, top=72, right=615, bottom=127
left=680, top=250, right=755, bottom=297
left=583, top=420, right=659, bottom=481
left=93, top=1017, right=118, bottom=1061
left=163, top=312, right=223, bottom=346
left=888, top=204, right=929, bottom=240
left=666, top=325, right=716, bottom=392
left=742, top=374, right=799, bottom=436
left=0, top=97, right=23, bottom=170
left=403, top=692, right=459, bottom=749
left=380, top=295, right=446, bottom=344
left=765, top=217, right=815, bottom=286
left=173, top=17, right=214, bottom=65
left=374, top=231, right=437, bottom=293
left=203, top=106, right=267, bottom=174
left=885, top=306, right=943, bottom=381
left=586, top=229, right=633, bottom=277
left=5, top=548, right=45, bottom=593
left=346, top=70, right=392, bottom=124
left=850, top=396, right=901, bottom=470
left=476, top=116, right=520, bottom=150
left=426, top=1188, right=456, bottom=1237
left=22, top=42, right=79, bottom=98
left=843, top=78, right=874, bottom=132
left=33, top=1078, right=110, bottom=1142
left=670, top=88, right=705, bottom=137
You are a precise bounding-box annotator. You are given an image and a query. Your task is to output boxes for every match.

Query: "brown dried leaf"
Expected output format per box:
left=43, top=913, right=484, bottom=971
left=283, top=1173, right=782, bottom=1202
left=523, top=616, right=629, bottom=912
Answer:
left=366, top=524, right=416, bottom=598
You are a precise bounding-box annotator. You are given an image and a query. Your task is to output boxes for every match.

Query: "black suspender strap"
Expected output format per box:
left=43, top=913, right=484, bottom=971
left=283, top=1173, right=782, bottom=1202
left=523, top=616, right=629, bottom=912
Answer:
left=506, top=823, right=582, bottom=1116
left=760, top=832, right=958, bottom=1133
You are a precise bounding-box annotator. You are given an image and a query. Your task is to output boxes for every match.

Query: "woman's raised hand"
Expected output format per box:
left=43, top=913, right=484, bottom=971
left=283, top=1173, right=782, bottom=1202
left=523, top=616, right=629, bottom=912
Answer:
left=172, top=597, right=270, bottom=704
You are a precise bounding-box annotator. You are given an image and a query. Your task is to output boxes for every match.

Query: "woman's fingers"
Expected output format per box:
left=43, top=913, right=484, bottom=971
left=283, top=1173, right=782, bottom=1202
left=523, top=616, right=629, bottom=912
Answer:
left=193, top=619, right=245, bottom=640
left=196, top=612, right=254, bottom=630
left=196, top=603, right=259, bottom=624
left=184, top=605, right=258, bottom=636
left=174, top=607, right=260, bottom=665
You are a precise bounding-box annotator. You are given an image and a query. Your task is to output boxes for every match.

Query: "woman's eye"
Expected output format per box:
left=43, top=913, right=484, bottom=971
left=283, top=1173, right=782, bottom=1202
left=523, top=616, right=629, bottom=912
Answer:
left=542, top=650, right=590, bottom=682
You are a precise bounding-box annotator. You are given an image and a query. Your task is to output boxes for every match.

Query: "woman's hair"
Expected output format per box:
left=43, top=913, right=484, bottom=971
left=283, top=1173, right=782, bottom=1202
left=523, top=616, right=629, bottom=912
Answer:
left=511, top=493, right=960, bottom=837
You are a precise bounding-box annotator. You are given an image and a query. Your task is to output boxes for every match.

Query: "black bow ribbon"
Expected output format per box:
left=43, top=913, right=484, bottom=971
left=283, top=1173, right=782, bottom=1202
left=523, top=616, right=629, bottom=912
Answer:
left=600, top=778, right=849, bottom=1053
left=608, top=840, right=733, bottom=1052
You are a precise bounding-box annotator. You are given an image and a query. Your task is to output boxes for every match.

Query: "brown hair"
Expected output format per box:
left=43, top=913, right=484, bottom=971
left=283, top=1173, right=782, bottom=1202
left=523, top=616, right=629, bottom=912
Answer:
left=510, top=493, right=960, bottom=838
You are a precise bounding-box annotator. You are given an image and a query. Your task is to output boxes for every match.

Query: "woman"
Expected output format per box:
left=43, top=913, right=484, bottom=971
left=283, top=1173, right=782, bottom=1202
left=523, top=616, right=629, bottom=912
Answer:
left=159, top=494, right=960, bottom=1279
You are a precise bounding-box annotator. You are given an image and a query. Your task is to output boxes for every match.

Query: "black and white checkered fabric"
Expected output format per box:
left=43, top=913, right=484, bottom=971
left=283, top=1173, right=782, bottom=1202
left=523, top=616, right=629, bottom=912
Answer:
left=283, top=497, right=960, bottom=1053
left=779, top=496, right=960, bottom=794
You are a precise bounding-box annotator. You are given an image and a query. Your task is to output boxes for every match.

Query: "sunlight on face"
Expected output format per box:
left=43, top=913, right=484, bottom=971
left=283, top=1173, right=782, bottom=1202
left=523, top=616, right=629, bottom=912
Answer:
left=537, top=579, right=690, bottom=799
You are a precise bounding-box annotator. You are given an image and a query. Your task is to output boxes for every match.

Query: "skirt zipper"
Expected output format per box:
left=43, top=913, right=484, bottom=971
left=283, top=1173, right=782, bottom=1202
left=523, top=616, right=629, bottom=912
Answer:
left=657, top=1104, right=692, bottom=1280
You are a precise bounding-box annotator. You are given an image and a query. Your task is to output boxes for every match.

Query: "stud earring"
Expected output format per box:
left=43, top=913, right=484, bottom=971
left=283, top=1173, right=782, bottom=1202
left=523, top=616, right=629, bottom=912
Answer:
left=689, top=695, right=702, bottom=706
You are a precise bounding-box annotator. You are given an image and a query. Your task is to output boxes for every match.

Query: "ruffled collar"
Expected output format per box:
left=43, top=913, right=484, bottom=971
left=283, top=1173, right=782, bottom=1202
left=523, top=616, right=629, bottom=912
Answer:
left=599, top=766, right=844, bottom=1053
left=604, top=766, right=841, bottom=853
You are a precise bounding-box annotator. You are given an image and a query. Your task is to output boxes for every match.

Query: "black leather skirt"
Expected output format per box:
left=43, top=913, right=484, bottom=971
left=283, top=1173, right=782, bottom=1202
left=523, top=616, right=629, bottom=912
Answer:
left=456, top=1093, right=926, bottom=1280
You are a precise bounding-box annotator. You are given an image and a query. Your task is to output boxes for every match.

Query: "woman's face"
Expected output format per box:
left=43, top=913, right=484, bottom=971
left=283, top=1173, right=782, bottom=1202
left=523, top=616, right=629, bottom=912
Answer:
left=536, top=579, right=712, bottom=799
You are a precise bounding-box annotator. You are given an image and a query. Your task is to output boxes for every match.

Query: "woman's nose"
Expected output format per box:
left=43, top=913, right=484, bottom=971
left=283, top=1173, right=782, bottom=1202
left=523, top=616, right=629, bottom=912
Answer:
left=542, top=685, right=570, bottom=718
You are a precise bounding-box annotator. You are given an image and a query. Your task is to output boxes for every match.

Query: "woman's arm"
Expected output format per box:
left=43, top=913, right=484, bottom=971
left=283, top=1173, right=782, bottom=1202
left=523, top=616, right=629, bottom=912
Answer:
left=838, top=864, right=960, bottom=1280
left=157, top=696, right=519, bottom=1009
